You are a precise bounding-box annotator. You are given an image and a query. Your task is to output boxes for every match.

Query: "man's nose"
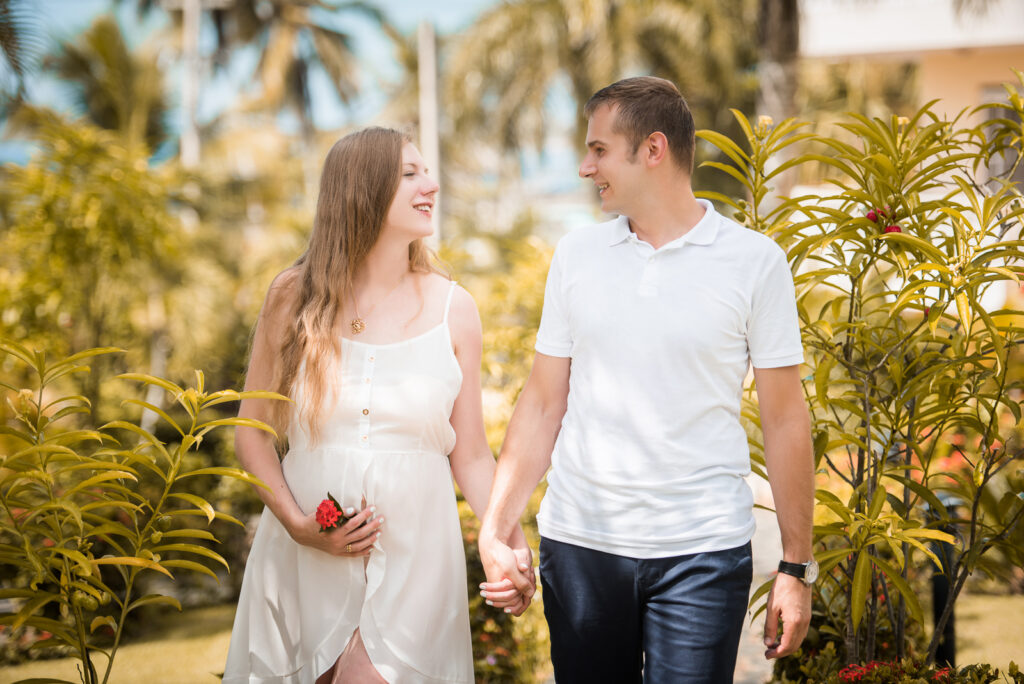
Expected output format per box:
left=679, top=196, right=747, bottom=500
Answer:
left=578, top=156, right=594, bottom=178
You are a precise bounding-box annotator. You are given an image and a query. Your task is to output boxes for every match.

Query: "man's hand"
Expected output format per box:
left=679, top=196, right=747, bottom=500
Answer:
left=479, top=532, right=535, bottom=616
left=763, top=572, right=812, bottom=659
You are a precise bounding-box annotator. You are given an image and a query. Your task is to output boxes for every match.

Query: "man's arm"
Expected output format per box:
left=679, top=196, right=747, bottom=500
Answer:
left=478, top=352, right=570, bottom=613
left=753, top=364, right=814, bottom=659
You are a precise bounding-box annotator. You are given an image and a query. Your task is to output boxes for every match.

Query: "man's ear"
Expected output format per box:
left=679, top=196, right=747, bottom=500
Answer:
left=644, top=131, right=669, bottom=167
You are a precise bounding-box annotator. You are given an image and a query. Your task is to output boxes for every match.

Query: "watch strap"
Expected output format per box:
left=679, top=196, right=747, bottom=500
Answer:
left=778, top=560, right=808, bottom=579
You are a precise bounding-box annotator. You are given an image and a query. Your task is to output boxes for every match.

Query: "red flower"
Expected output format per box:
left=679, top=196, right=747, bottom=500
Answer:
left=316, top=495, right=343, bottom=532
left=885, top=225, right=902, bottom=233
left=867, top=209, right=879, bottom=222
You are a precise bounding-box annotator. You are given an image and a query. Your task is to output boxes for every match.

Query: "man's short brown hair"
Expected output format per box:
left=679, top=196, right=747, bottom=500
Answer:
left=584, top=76, right=695, bottom=173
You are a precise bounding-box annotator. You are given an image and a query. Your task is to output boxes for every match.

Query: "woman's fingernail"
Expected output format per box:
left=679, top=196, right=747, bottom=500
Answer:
left=504, top=608, right=512, bottom=614
left=369, top=506, right=377, bottom=513
left=344, top=507, right=355, bottom=515
left=485, top=600, right=493, bottom=606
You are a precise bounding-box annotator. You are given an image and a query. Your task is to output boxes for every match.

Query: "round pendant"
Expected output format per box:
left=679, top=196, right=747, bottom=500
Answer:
left=350, top=318, right=366, bottom=334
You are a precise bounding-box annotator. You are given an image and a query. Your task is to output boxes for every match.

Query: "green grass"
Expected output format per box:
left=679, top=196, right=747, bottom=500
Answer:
left=1, top=592, right=1021, bottom=683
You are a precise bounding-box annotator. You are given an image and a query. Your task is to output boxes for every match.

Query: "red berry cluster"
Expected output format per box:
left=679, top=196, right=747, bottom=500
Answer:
left=866, top=205, right=901, bottom=233
left=837, top=660, right=954, bottom=683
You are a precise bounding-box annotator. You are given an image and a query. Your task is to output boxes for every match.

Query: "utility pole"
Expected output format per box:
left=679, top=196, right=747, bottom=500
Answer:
left=161, top=0, right=232, bottom=169
left=418, top=20, right=441, bottom=247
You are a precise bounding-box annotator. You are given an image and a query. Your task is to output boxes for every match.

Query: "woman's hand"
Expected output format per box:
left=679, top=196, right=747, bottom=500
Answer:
left=288, top=505, right=384, bottom=557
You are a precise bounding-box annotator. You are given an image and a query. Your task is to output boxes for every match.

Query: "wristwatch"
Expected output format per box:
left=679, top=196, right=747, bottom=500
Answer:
left=778, top=559, right=819, bottom=585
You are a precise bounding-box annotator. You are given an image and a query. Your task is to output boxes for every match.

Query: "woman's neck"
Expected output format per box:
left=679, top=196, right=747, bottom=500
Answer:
left=356, top=236, right=412, bottom=290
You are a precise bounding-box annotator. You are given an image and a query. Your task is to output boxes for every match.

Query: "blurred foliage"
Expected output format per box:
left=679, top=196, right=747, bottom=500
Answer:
left=699, top=71, right=1024, bottom=672
left=0, top=341, right=280, bottom=683
left=445, top=231, right=553, bottom=682
left=0, top=109, right=180, bottom=414
left=776, top=642, right=1023, bottom=684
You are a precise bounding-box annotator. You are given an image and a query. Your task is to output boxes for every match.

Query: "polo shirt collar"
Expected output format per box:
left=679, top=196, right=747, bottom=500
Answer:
left=606, top=199, right=720, bottom=249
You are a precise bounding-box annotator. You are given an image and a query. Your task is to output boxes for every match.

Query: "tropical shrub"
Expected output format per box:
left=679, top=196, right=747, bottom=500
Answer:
left=0, top=340, right=280, bottom=683
left=698, top=70, right=1024, bottom=672
left=450, top=233, right=554, bottom=682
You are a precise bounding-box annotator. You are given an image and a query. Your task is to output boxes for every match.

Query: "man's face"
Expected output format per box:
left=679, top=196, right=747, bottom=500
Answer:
left=578, top=104, right=644, bottom=216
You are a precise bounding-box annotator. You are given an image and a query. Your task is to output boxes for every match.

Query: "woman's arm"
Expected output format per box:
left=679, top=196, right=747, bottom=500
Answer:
left=446, top=285, right=533, bottom=613
left=236, top=270, right=382, bottom=557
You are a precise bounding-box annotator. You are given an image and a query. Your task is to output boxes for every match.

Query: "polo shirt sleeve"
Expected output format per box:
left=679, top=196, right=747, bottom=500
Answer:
left=534, top=241, right=572, bottom=358
left=748, top=244, right=804, bottom=368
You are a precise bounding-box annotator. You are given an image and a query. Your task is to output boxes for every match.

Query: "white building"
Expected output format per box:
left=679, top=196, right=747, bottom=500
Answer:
left=801, top=0, right=1024, bottom=126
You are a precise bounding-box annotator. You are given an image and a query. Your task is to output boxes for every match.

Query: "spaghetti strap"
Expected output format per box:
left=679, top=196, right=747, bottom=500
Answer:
left=442, top=280, right=457, bottom=324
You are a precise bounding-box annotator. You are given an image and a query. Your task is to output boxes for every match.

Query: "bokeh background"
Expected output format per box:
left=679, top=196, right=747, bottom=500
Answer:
left=1, top=0, right=1023, bottom=682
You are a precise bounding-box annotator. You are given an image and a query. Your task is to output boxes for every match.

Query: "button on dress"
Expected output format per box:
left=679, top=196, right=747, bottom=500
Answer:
left=224, top=283, right=473, bottom=683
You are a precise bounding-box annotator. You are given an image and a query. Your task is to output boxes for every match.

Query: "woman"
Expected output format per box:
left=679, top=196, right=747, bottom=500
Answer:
left=223, top=127, right=531, bottom=684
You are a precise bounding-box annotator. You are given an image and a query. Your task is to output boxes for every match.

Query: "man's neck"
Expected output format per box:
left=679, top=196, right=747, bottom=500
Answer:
left=625, top=186, right=705, bottom=250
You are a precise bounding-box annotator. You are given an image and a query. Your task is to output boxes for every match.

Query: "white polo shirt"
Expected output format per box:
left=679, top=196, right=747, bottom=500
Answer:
left=534, top=200, right=804, bottom=558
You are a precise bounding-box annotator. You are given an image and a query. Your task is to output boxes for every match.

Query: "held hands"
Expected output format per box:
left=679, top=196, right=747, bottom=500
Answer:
left=478, top=531, right=536, bottom=616
left=763, top=572, right=812, bottom=659
left=289, top=505, right=383, bottom=558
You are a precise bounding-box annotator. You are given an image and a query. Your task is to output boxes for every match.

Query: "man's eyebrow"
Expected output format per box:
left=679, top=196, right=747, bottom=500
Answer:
left=586, top=139, right=607, bottom=149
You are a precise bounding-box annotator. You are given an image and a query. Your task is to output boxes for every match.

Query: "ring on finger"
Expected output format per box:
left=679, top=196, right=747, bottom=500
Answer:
left=346, top=544, right=352, bottom=553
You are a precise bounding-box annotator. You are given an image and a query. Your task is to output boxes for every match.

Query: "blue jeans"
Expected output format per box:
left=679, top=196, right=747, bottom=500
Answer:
left=539, top=537, right=752, bottom=684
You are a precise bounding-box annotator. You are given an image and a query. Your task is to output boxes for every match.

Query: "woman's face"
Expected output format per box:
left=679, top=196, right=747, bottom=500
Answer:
left=382, top=143, right=439, bottom=242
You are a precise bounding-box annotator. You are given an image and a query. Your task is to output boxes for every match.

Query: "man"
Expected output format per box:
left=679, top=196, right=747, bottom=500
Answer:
left=479, top=76, right=816, bottom=683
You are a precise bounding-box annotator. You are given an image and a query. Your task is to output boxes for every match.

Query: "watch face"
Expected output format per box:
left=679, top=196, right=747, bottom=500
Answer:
left=805, top=559, right=819, bottom=584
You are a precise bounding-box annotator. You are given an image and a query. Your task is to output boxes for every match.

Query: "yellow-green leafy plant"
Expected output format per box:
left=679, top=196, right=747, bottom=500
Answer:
left=698, top=72, right=1024, bottom=670
left=0, top=340, right=281, bottom=683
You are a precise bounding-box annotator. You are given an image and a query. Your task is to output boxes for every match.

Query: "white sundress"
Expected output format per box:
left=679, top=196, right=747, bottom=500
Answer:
left=223, top=282, right=474, bottom=683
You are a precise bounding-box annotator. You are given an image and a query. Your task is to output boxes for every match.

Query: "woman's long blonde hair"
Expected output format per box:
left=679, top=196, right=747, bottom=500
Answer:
left=270, top=127, right=439, bottom=447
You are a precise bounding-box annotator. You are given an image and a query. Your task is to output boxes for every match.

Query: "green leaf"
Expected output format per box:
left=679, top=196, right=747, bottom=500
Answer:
left=899, top=528, right=957, bottom=544
left=167, top=492, right=216, bottom=523
left=160, top=528, right=217, bottom=542
left=65, top=470, right=138, bottom=495
left=850, top=552, right=871, bottom=629
left=195, top=417, right=278, bottom=438
left=120, top=398, right=184, bottom=436
left=116, top=373, right=183, bottom=396
left=126, top=594, right=182, bottom=613
left=176, top=466, right=268, bottom=490
left=92, top=556, right=173, bottom=578
left=746, top=576, right=774, bottom=611
left=159, top=558, right=220, bottom=581
left=90, top=615, right=118, bottom=634
left=868, top=486, right=887, bottom=519
left=871, top=555, right=923, bottom=624
left=152, top=543, right=229, bottom=570
left=12, top=592, right=62, bottom=630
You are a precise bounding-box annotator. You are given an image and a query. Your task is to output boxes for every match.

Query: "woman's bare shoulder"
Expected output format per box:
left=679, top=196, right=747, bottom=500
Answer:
left=263, top=266, right=303, bottom=316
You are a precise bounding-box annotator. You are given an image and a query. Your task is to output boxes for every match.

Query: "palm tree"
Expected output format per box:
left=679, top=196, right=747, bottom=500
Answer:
left=46, top=14, right=169, bottom=151
left=0, top=0, right=45, bottom=116
left=130, top=0, right=394, bottom=139
left=445, top=0, right=759, bottom=154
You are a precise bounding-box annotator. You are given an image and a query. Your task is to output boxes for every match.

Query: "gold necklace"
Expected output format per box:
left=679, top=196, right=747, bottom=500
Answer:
left=350, top=275, right=407, bottom=335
